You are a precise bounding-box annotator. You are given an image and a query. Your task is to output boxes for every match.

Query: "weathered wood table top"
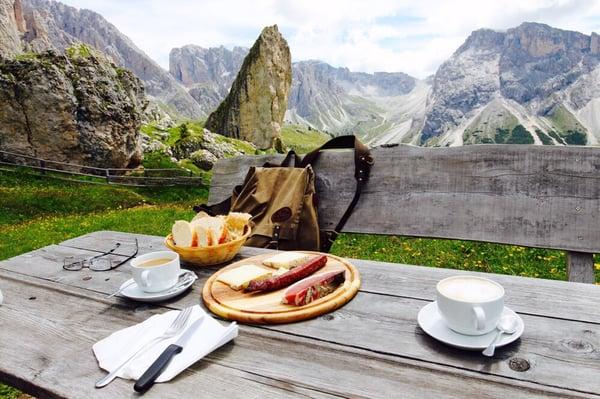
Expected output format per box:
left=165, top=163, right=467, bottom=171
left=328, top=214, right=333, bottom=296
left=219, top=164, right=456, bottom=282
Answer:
left=1, top=231, right=599, bottom=398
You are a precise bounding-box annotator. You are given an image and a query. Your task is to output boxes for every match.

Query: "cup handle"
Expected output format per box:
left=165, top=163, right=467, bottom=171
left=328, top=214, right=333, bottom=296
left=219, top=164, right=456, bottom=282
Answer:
left=140, top=270, right=151, bottom=289
left=472, top=306, right=486, bottom=331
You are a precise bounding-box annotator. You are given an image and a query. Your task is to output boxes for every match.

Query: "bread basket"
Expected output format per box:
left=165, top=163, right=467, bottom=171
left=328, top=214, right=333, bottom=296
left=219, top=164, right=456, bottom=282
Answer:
left=164, top=226, right=251, bottom=266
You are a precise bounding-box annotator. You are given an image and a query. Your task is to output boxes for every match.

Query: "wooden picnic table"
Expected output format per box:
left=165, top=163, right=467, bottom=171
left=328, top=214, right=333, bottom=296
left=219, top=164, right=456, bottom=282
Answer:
left=1, top=230, right=599, bottom=398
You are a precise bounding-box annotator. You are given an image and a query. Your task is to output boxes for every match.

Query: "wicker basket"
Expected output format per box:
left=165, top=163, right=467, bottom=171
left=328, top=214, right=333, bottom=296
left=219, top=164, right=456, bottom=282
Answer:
left=164, top=226, right=251, bottom=267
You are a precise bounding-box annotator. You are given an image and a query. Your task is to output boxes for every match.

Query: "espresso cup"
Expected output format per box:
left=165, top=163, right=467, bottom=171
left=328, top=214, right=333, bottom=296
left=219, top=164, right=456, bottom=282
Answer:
left=130, top=251, right=180, bottom=293
left=436, top=275, right=505, bottom=335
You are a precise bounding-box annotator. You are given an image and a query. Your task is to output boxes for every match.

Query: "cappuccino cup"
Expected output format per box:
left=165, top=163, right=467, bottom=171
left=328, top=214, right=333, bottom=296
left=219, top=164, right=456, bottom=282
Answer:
left=130, top=251, right=180, bottom=293
left=436, top=276, right=504, bottom=335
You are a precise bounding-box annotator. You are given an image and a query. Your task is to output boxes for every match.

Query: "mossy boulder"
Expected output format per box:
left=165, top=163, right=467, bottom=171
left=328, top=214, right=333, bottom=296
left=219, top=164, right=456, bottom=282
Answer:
left=0, top=46, right=147, bottom=168
left=189, top=149, right=218, bottom=171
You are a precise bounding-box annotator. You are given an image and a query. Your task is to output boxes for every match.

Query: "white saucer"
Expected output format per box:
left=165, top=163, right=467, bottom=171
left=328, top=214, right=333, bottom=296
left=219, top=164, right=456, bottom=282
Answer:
left=118, top=270, right=197, bottom=303
left=417, top=301, right=524, bottom=351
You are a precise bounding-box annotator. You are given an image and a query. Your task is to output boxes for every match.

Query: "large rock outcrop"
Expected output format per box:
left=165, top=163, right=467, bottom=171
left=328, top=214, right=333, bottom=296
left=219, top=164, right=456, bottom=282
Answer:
left=4, top=0, right=203, bottom=118
left=0, top=45, right=147, bottom=168
left=205, top=25, right=292, bottom=149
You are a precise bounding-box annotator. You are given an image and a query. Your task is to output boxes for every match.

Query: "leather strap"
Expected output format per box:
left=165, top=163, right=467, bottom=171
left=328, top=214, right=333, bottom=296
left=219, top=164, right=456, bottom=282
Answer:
left=300, top=135, right=373, bottom=252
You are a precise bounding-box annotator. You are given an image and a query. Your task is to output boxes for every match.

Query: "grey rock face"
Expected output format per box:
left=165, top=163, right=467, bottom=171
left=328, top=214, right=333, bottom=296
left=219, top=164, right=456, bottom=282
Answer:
left=205, top=25, right=292, bottom=149
left=170, top=45, right=247, bottom=89
left=0, top=0, right=24, bottom=58
left=169, top=45, right=249, bottom=114
left=16, top=0, right=202, bottom=118
left=0, top=47, right=146, bottom=168
left=421, top=22, right=600, bottom=145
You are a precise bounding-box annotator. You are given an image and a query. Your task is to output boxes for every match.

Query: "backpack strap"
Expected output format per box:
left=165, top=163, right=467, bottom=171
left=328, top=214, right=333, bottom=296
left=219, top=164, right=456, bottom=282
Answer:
left=299, top=135, right=373, bottom=252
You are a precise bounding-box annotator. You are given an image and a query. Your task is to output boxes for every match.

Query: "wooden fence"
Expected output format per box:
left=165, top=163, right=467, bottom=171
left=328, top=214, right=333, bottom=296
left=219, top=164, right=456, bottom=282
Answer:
left=0, top=150, right=206, bottom=187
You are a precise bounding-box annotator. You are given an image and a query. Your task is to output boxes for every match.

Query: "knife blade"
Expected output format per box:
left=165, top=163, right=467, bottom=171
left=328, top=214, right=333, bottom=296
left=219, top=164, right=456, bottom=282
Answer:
left=133, top=316, right=204, bottom=393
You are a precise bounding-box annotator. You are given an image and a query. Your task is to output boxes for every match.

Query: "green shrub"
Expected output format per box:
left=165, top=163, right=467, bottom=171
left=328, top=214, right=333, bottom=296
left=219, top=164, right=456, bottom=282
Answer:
left=536, top=129, right=554, bottom=145
left=563, top=130, right=587, bottom=145
left=494, top=128, right=510, bottom=143
left=142, top=151, right=179, bottom=169
left=506, top=125, right=534, bottom=144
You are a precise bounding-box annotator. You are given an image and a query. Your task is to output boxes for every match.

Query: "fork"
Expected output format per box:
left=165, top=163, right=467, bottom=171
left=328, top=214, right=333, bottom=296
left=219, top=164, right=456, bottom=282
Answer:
left=95, top=307, right=193, bottom=388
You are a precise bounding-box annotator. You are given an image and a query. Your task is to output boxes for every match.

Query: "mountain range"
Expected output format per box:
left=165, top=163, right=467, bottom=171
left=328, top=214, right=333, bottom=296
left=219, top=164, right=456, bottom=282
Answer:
left=1, top=0, right=599, bottom=146
left=169, top=23, right=600, bottom=147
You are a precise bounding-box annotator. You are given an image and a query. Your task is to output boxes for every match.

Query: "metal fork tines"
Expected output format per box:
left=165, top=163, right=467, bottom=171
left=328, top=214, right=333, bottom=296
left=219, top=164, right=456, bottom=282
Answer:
left=95, top=307, right=193, bottom=388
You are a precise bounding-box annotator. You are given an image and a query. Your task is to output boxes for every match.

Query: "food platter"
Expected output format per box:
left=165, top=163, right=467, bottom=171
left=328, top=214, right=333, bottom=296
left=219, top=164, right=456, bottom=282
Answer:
left=202, top=251, right=361, bottom=324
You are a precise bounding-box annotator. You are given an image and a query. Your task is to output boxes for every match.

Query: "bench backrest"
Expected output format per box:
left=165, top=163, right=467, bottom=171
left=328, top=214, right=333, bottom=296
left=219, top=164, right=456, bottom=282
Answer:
left=209, top=144, right=600, bottom=282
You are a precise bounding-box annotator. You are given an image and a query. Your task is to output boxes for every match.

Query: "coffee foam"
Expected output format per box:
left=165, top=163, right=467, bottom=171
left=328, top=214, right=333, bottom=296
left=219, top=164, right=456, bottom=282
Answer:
left=438, top=277, right=503, bottom=302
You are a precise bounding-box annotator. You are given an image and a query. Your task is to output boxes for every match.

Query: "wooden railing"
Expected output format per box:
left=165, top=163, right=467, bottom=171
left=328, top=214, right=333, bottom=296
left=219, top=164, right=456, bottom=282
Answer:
left=0, top=150, right=206, bottom=187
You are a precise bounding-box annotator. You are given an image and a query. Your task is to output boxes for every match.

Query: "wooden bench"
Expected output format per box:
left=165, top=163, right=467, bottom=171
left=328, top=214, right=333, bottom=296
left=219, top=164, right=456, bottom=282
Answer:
left=209, top=144, right=600, bottom=283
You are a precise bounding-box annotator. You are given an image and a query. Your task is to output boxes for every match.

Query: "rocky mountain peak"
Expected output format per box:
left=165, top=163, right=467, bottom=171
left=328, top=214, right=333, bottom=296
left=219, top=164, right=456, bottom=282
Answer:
left=421, top=22, right=600, bottom=146
left=205, top=25, right=292, bottom=149
left=455, top=28, right=505, bottom=54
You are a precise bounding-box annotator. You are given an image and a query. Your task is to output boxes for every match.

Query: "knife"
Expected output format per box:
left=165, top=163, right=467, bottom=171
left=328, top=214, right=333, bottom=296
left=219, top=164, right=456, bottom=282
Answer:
left=133, top=317, right=204, bottom=393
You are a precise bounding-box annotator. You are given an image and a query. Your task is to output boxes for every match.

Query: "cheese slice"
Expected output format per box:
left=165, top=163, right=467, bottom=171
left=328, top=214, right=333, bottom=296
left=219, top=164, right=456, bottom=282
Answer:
left=262, top=252, right=312, bottom=270
left=217, top=264, right=272, bottom=291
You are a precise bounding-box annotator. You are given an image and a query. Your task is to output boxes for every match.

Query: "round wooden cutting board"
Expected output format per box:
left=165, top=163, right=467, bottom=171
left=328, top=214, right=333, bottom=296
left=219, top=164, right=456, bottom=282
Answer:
left=202, top=251, right=361, bottom=324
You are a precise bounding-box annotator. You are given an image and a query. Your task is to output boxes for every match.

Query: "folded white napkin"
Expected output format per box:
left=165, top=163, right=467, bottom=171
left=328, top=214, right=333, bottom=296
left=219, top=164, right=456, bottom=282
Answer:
left=93, top=305, right=238, bottom=382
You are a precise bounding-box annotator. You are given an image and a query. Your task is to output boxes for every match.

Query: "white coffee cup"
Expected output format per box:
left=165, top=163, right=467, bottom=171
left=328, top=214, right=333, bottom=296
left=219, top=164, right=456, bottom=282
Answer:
left=130, top=251, right=180, bottom=293
left=436, top=275, right=505, bottom=335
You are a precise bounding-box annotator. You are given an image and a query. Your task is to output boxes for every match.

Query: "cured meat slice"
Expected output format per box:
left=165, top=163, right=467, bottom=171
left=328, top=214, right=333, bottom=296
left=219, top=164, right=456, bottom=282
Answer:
left=245, top=255, right=327, bottom=292
left=282, top=270, right=346, bottom=306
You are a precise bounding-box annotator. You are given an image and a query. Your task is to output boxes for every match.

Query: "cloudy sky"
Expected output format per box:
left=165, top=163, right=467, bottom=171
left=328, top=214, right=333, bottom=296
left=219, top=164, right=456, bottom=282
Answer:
left=59, top=0, right=600, bottom=78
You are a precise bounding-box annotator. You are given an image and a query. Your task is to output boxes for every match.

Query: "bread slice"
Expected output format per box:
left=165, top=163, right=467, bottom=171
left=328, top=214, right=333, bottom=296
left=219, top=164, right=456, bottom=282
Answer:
left=194, top=216, right=228, bottom=247
left=172, top=220, right=196, bottom=247
left=225, top=212, right=252, bottom=239
left=262, top=252, right=312, bottom=269
left=191, top=211, right=210, bottom=223
left=217, top=264, right=272, bottom=290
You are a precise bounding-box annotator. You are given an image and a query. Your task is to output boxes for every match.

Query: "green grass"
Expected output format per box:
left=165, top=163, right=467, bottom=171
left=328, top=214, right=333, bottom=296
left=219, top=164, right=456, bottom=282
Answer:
left=545, top=105, right=588, bottom=145
left=1, top=166, right=599, bottom=397
left=331, top=234, right=600, bottom=281
left=141, top=120, right=206, bottom=147
left=280, top=124, right=330, bottom=153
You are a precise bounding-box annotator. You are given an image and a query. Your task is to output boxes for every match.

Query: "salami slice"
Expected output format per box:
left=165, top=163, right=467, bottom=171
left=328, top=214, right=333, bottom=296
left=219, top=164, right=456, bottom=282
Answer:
left=245, top=254, right=327, bottom=292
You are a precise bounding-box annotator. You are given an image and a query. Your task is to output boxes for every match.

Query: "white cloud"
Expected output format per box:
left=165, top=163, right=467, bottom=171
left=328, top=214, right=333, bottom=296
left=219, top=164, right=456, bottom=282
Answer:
left=57, top=0, right=600, bottom=78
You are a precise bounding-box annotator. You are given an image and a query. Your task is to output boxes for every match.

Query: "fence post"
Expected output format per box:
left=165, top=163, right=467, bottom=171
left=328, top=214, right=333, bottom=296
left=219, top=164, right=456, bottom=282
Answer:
left=40, top=160, right=46, bottom=175
left=105, top=169, right=110, bottom=184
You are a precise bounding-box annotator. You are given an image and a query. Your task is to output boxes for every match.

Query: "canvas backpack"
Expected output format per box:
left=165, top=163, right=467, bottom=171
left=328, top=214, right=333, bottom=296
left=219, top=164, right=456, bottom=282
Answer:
left=194, top=135, right=373, bottom=252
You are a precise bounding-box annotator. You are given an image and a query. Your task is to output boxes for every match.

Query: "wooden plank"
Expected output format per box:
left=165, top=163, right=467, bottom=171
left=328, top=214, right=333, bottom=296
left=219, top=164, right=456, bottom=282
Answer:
left=567, top=251, right=595, bottom=283
left=0, top=271, right=335, bottom=399
left=0, top=269, right=593, bottom=399
left=208, top=145, right=600, bottom=253
left=56, top=231, right=600, bottom=323
left=4, top=236, right=600, bottom=394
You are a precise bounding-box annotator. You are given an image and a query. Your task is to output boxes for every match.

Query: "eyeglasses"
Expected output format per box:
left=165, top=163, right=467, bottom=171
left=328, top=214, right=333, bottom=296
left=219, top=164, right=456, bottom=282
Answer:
left=63, top=239, right=139, bottom=271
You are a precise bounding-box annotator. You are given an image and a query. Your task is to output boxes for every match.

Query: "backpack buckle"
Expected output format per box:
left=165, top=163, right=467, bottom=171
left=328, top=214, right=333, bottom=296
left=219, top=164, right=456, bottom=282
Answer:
left=267, top=224, right=281, bottom=250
